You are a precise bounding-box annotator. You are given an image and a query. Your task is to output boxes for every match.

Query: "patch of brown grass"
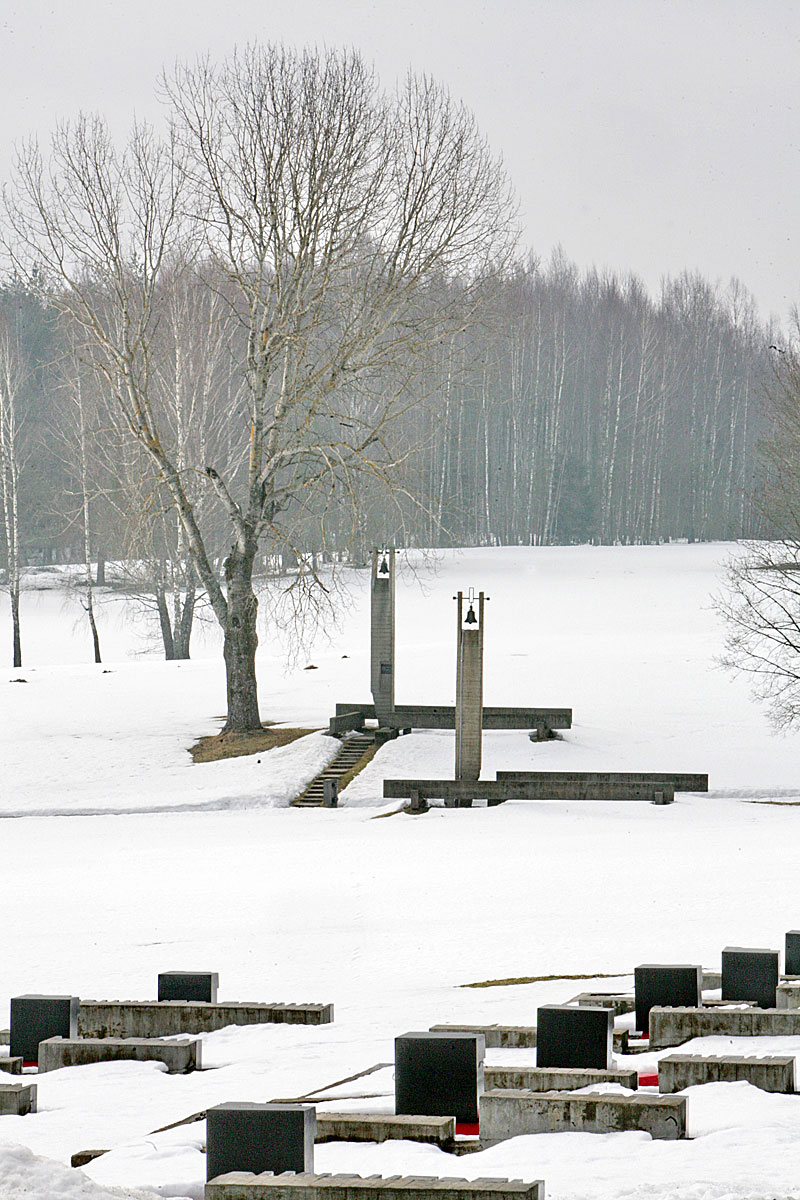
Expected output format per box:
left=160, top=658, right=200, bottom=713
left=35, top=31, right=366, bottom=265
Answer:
left=461, top=971, right=629, bottom=989
left=190, top=726, right=318, bottom=763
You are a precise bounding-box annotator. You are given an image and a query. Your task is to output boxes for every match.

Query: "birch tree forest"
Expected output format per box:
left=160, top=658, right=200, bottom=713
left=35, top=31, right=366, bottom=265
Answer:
left=0, top=250, right=772, bottom=580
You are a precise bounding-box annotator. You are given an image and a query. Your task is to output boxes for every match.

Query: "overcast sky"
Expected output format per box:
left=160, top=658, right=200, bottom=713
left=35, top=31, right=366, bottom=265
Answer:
left=1, top=0, right=797, bottom=322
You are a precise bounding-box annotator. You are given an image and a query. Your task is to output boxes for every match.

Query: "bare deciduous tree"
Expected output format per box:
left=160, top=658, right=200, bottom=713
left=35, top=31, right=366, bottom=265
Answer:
left=0, top=321, right=25, bottom=666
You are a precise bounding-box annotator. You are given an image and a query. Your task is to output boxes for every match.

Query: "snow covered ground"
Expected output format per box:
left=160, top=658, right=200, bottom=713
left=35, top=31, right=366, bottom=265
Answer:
left=2, top=544, right=800, bottom=1200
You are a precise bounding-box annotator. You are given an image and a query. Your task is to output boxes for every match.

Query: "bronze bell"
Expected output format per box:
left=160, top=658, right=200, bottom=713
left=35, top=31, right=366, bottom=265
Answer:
left=464, top=604, right=478, bottom=625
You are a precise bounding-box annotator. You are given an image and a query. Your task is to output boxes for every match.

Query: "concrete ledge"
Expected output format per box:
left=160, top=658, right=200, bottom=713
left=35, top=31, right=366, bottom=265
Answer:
left=38, top=1036, right=200, bottom=1073
left=335, top=701, right=572, bottom=732
left=0, top=1057, right=22, bottom=1075
left=384, top=779, right=675, bottom=803
left=485, top=1067, right=638, bottom=1092
left=658, top=1054, right=795, bottom=1093
left=315, top=1113, right=455, bottom=1146
left=480, top=1089, right=685, bottom=1142
left=650, top=1006, right=800, bottom=1047
left=205, top=1172, right=545, bottom=1200
left=430, top=1024, right=629, bottom=1054
left=0, top=1083, right=37, bottom=1115
left=571, top=993, right=636, bottom=1016
left=78, top=1002, right=333, bottom=1039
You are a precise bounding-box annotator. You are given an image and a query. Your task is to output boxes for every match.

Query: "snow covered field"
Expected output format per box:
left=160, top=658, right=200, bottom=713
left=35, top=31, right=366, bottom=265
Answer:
left=2, top=544, right=800, bottom=1200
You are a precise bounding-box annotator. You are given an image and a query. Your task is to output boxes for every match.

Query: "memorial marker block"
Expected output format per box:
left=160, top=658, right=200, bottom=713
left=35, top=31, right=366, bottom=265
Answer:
left=10, top=995, right=79, bottom=1064
left=206, top=1102, right=315, bottom=1182
left=786, top=931, right=800, bottom=976
left=634, top=965, right=702, bottom=1034
left=0, top=1083, right=36, bottom=1116
left=721, top=947, right=779, bottom=1009
left=157, top=972, right=219, bottom=1003
left=395, top=1030, right=485, bottom=1124
left=536, top=1005, right=612, bottom=1070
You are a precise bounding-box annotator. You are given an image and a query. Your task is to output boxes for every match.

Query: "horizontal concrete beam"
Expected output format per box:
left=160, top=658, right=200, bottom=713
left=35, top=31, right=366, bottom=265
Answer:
left=315, top=1113, right=455, bottom=1146
left=429, top=1024, right=629, bottom=1054
left=650, top=1006, right=800, bottom=1047
left=384, top=779, right=675, bottom=803
left=38, top=1036, right=200, bottom=1073
left=485, top=1066, right=638, bottom=1091
left=658, top=1054, right=795, bottom=1093
left=570, top=993, right=636, bottom=1016
left=0, top=1083, right=36, bottom=1115
left=480, top=1089, right=686, bottom=1142
left=78, top=1001, right=333, bottom=1039
left=205, top=1173, right=545, bottom=1200
left=328, top=711, right=365, bottom=736
left=335, top=703, right=572, bottom=731
left=496, top=771, right=708, bottom=793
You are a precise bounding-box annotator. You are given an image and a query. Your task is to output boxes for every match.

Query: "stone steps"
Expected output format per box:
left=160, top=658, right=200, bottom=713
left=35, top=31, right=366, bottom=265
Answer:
left=293, top=735, right=374, bottom=807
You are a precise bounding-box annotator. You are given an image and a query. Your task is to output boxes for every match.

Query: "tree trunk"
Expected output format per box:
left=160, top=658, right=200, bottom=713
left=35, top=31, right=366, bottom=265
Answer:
left=174, top=580, right=195, bottom=660
left=155, top=587, right=176, bottom=660
left=96, top=550, right=106, bottom=587
left=223, top=544, right=261, bottom=733
left=10, top=584, right=21, bottom=668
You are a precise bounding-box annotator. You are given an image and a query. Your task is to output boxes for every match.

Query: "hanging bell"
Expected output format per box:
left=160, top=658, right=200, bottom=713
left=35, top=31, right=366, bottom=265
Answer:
left=464, top=605, right=478, bottom=625
left=379, top=555, right=389, bottom=576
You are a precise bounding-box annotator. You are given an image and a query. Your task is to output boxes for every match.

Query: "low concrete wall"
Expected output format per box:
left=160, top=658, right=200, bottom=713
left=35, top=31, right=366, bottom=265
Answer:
left=78, top=1002, right=333, bottom=1038
left=315, top=1113, right=455, bottom=1146
left=485, top=1066, right=638, bottom=1092
left=0, top=1083, right=36, bottom=1115
left=0, top=1057, right=22, bottom=1075
left=658, top=1054, right=795, bottom=1093
left=38, top=1036, right=200, bottom=1073
left=650, top=1006, right=800, bottom=1047
left=571, top=993, right=636, bottom=1016
left=430, top=1024, right=536, bottom=1049
left=205, top=1173, right=545, bottom=1200
left=480, top=1089, right=685, bottom=1142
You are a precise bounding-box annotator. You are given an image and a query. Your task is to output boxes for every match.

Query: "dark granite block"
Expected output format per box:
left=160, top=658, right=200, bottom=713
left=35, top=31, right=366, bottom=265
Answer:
left=206, top=1102, right=315, bottom=1181
left=634, top=965, right=702, bottom=1034
left=786, top=931, right=800, bottom=976
left=10, top=995, right=79, bottom=1063
left=721, top=947, right=779, bottom=1009
left=536, top=1005, right=612, bottom=1070
left=395, top=1031, right=485, bottom=1123
left=157, top=972, right=219, bottom=1003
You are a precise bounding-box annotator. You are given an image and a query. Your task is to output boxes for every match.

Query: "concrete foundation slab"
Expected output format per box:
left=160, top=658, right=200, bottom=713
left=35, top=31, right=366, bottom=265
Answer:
left=205, top=1172, right=545, bottom=1200
left=658, top=1054, right=795, bottom=1093
left=315, top=1113, right=456, bottom=1146
left=38, top=1036, right=200, bottom=1073
left=485, top=1066, right=638, bottom=1092
left=649, top=1006, right=800, bottom=1047
left=78, top=1001, right=333, bottom=1039
left=0, top=1083, right=36, bottom=1115
left=480, top=1089, right=685, bottom=1142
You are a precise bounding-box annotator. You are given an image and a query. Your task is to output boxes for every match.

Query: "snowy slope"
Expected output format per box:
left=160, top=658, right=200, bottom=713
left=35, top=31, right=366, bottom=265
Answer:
left=2, top=545, right=800, bottom=1200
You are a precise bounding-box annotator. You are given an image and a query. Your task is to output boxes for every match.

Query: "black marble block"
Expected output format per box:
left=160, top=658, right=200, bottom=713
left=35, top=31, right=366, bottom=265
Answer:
left=10, top=995, right=79, bottom=1063
left=158, top=972, right=219, bottom=1003
left=634, top=964, right=702, bottom=1034
left=536, top=1005, right=612, bottom=1070
left=721, top=947, right=779, bottom=1009
left=395, top=1031, right=484, bottom=1123
left=786, top=931, right=800, bottom=976
left=206, top=1102, right=315, bottom=1181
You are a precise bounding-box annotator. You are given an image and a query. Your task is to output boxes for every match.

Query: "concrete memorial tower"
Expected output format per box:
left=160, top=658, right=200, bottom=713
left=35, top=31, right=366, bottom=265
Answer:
left=370, top=548, right=396, bottom=727
left=455, top=589, right=485, bottom=782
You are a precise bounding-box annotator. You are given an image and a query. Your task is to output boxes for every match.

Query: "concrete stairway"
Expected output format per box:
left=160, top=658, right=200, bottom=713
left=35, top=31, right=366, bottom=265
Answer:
left=292, top=733, right=374, bottom=807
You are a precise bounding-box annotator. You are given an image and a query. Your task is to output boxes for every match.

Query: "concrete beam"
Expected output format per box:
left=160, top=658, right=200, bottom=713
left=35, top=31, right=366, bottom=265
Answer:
left=38, top=1036, right=200, bottom=1073
left=480, top=1089, right=686, bottom=1142
left=78, top=1001, right=333, bottom=1039
left=649, top=1006, right=800, bottom=1047
left=314, top=1113, right=455, bottom=1146
left=658, top=1054, right=795, bottom=1093
left=485, top=1066, right=638, bottom=1091
left=205, top=1173, right=545, bottom=1200
left=334, top=703, right=572, bottom=731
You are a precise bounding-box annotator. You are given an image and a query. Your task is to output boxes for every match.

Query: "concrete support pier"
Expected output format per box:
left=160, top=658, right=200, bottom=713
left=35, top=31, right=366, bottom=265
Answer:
left=370, top=549, right=395, bottom=728
left=455, top=591, right=485, bottom=784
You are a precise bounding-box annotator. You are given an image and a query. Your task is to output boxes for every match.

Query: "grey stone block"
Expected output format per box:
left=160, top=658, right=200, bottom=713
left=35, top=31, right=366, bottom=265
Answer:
left=536, top=1005, right=612, bottom=1070
left=634, top=965, right=702, bottom=1034
left=722, top=947, right=779, bottom=1009
left=38, top=1035, right=200, bottom=1073
left=204, top=1172, right=545, bottom=1200
left=10, top=995, right=79, bottom=1063
left=0, top=1083, right=36, bottom=1116
left=658, top=1054, right=795, bottom=1093
left=314, top=1113, right=455, bottom=1146
left=480, top=1089, right=685, bottom=1142
left=649, top=1005, right=800, bottom=1047
left=701, top=969, right=722, bottom=990
left=206, top=1103, right=316, bottom=1182
left=158, top=972, right=218, bottom=1003
left=485, top=1066, right=638, bottom=1092
left=78, top=1000, right=332, bottom=1038
left=395, top=1031, right=485, bottom=1124
left=0, top=1057, right=22, bottom=1075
